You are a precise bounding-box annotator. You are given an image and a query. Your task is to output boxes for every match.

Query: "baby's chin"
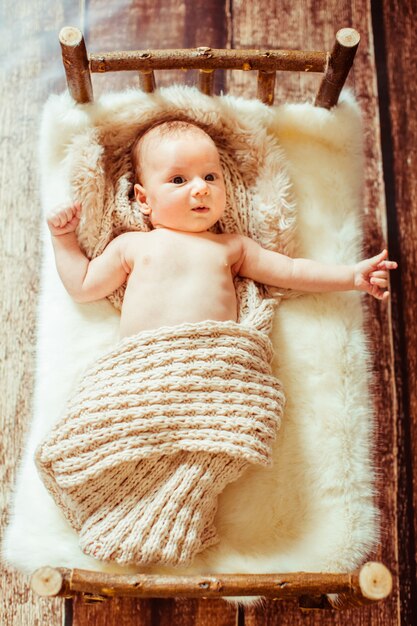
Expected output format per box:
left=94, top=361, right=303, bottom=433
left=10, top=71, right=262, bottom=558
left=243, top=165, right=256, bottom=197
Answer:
left=153, top=219, right=220, bottom=233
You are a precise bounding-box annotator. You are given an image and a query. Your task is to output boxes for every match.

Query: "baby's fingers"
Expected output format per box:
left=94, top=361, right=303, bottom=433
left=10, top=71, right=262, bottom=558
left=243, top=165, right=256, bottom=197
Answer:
left=47, top=202, right=82, bottom=235
left=370, top=276, right=388, bottom=288
left=49, top=214, right=63, bottom=228
left=370, top=269, right=389, bottom=286
left=62, top=204, right=81, bottom=224
left=49, top=215, right=68, bottom=229
left=376, top=259, right=398, bottom=270
left=55, top=208, right=72, bottom=227
left=370, top=270, right=387, bottom=278
left=369, top=283, right=390, bottom=301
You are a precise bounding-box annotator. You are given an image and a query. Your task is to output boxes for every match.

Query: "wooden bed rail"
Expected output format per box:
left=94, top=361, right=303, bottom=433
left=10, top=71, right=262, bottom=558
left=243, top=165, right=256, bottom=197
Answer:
left=59, top=26, right=360, bottom=108
left=31, top=561, right=392, bottom=609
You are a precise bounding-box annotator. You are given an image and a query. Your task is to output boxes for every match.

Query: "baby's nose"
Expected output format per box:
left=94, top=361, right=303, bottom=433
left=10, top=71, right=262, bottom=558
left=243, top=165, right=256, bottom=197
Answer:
left=191, top=178, right=209, bottom=196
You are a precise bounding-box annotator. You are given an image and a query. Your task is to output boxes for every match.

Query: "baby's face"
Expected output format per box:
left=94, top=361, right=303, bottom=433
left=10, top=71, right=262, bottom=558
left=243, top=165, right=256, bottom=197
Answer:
left=134, top=132, right=226, bottom=232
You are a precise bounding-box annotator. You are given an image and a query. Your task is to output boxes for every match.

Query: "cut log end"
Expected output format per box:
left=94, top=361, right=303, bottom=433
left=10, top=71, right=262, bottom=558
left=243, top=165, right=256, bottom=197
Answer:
left=336, top=28, right=360, bottom=48
left=358, top=562, right=393, bottom=600
left=31, top=567, right=64, bottom=597
left=59, top=26, right=83, bottom=47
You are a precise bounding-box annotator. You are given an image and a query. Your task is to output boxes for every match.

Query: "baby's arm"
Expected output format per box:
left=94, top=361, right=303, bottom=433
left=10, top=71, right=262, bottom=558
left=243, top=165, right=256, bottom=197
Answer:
left=47, top=203, right=129, bottom=302
left=237, top=236, right=397, bottom=300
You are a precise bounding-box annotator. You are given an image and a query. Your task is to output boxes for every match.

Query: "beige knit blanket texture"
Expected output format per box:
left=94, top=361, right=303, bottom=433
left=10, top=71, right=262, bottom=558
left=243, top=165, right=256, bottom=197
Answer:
left=36, top=319, right=284, bottom=565
left=35, top=88, right=295, bottom=566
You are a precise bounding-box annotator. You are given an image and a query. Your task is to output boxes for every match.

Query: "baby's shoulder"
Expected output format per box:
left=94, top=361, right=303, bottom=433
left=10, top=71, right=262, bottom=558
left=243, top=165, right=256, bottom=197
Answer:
left=114, top=230, right=149, bottom=245
left=112, top=230, right=151, bottom=269
left=111, top=229, right=151, bottom=257
left=213, top=231, right=244, bottom=251
left=210, top=231, right=242, bottom=243
left=210, top=232, right=245, bottom=266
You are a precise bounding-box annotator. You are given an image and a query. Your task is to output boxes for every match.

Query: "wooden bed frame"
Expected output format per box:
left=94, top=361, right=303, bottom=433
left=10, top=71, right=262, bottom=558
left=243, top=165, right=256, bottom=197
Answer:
left=59, top=26, right=359, bottom=108
left=31, top=26, right=394, bottom=610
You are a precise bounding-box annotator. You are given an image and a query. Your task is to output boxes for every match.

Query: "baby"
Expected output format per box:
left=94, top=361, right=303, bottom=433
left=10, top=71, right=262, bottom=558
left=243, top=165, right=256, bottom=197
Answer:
left=47, top=120, right=397, bottom=338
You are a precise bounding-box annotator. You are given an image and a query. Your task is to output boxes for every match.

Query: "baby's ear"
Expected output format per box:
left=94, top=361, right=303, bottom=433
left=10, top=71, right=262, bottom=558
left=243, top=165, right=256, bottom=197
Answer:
left=134, top=183, right=151, bottom=215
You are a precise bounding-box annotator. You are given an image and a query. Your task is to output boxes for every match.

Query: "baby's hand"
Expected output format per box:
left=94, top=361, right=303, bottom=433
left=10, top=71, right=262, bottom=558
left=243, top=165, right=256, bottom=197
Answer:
left=47, top=203, right=82, bottom=236
left=354, top=249, right=397, bottom=301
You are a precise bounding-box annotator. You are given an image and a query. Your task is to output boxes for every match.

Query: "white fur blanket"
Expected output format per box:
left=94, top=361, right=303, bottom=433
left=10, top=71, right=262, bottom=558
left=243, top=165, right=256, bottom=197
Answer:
left=2, top=86, right=379, bottom=581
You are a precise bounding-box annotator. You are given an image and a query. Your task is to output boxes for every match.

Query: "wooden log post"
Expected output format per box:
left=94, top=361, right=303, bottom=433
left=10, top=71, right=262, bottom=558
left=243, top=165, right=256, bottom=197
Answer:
left=300, top=561, right=394, bottom=610
left=315, top=27, right=360, bottom=109
left=257, top=70, right=276, bottom=105
left=30, top=561, right=392, bottom=606
left=59, top=27, right=93, bottom=104
left=330, top=561, right=394, bottom=608
left=30, top=566, right=70, bottom=598
left=139, top=70, right=156, bottom=93
left=198, top=69, right=215, bottom=96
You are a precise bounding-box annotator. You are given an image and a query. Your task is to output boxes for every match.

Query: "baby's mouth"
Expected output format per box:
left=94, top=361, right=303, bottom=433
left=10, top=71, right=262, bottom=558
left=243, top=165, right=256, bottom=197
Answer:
left=192, top=206, right=210, bottom=213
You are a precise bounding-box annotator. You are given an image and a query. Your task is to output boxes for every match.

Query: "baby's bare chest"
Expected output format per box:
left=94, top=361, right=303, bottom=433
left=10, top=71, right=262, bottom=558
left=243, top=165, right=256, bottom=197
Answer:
left=120, top=232, right=240, bottom=334
left=130, top=232, right=235, bottom=281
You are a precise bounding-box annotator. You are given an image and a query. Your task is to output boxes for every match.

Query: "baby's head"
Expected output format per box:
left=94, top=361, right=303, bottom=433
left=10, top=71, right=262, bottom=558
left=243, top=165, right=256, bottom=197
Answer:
left=131, top=120, right=226, bottom=232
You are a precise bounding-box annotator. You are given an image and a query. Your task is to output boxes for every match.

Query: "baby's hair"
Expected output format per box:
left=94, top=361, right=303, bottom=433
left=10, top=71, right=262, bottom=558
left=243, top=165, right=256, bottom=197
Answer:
left=131, top=119, right=214, bottom=184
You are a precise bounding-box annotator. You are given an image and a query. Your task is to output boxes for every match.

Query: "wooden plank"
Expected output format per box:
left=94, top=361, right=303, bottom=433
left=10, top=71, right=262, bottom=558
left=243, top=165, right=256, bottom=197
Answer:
left=246, top=599, right=396, bottom=625
left=85, top=0, right=230, bottom=96
left=182, top=0, right=229, bottom=94
left=72, top=597, right=240, bottom=626
left=348, top=1, right=400, bottom=622
left=227, top=0, right=354, bottom=101
left=147, top=598, right=239, bottom=626
left=71, top=596, right=152, bottom=626
left=229, top=1, right=399, bottom=624
left=0, top=1, right=81, bottom=625
left=85, top=0, right=189, bottom=96
left=376, top=1, right=417, bottom=624
left=71, top=593, right=241, bottom=626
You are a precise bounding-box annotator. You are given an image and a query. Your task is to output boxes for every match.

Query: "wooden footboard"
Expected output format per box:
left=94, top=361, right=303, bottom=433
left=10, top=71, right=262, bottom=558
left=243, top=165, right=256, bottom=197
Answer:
left=30, top=561, right=392, bottom=610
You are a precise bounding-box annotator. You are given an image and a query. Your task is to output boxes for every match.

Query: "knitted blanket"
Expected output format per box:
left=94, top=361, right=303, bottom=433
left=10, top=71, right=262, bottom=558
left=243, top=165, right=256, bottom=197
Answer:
left=36, top=319, right=284, bottom=565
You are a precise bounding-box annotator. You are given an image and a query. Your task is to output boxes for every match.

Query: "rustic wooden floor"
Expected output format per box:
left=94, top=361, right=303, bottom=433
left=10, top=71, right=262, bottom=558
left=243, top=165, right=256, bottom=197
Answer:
left=1, top=0, right=416, bottom=624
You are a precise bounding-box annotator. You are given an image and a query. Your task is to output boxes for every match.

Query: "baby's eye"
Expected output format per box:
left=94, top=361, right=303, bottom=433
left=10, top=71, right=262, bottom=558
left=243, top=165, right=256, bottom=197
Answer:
left=205, top=174, right=216, bottom=182
left=171, top=176, right=185, bottom=185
